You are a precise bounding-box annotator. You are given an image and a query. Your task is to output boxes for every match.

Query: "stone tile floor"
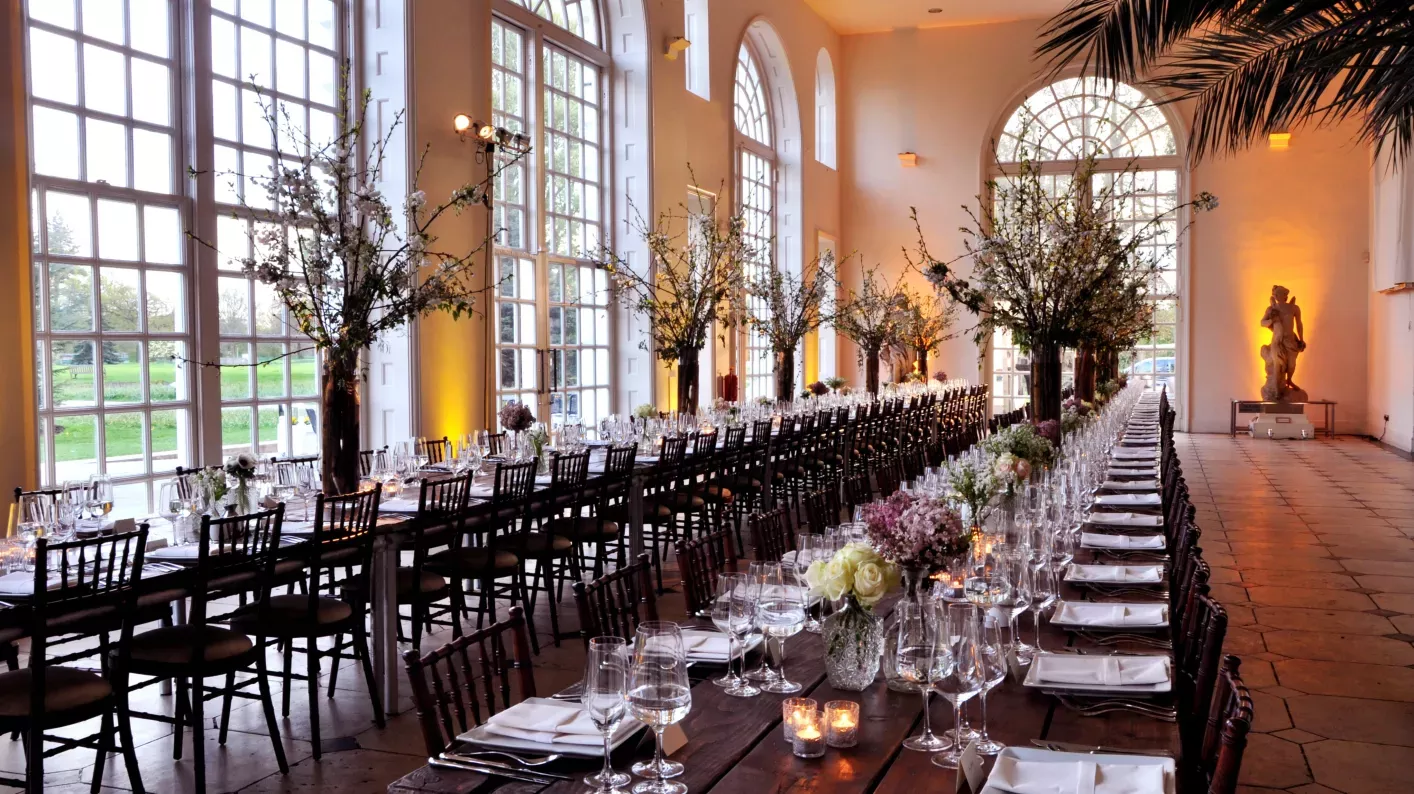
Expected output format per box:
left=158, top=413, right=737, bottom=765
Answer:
left=6, top=434, right=1413, bottom=793
left=1176, top=434, right=1414, bottom=794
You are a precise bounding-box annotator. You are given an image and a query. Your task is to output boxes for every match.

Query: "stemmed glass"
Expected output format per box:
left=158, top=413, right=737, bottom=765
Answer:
left=87, top=474, right=114, bottom=524
left=793, top=535, right=823, bottom=633
left=295, top=466, right=319, bottom=521
left=999, top=555, right=1034, bottom=661
left=583, top=636, right=632, bottom=793
left=628, top=622, right=690, bottom=794
left=711, top=573, right=760, bottom=697
left=973, top=611, right=1009, bottom=755
left=757, top=563, right=806, bottom=694
left=1028, top=562, right=1057, bottom=653
left=896, top=601, right=952, bottom=752
left=931, top=603, right=984, bottom=770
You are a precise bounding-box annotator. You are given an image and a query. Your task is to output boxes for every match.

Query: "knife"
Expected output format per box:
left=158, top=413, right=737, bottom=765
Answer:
left=428, top=755, right=560, bottom=785
left=1030, top=739, right=1173, bottom=758
left=441, top=752, right=570, bottom=780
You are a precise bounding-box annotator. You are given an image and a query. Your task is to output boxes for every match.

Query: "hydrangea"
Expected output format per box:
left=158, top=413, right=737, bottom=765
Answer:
left=866, top=495, right=970, bottom=572
left=499, top=400, right=536, bottom=432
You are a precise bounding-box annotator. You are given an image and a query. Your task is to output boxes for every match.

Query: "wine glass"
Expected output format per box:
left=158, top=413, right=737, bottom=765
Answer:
left=628, top=623, right=690, bottom=793
left=794, top=535, right=823, bottom=633
left=582, top=636, right=631, bottom=793
left=999, top=555, right=1034, bottom=662
left=711, top=573, right=759, bottom=696
left=757, top=563, right=806, bottom=694
left=1028, top=561, right=1057, bottom=653
left=88, top=474, right=115, bottom=521
left=295, top=466, right=319, bottom=522
left=973, top=611, right=1009, bottom=755
left=930, top=603, right=984, bottom=770
left=896, top=601, right=952, bottom=752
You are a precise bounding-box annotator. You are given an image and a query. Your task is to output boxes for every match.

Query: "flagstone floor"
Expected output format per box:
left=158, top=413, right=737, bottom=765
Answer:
left=1175, top=434, right=1414, bottom=794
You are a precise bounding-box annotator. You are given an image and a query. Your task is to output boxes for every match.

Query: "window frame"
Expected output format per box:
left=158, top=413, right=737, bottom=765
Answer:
left=733, top=39, right=777, bottom=403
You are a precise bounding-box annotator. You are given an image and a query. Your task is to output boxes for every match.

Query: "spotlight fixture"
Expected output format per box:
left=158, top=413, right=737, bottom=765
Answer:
left=1268, top=130, right=1292, bottom=150
left=927, top=7, right=942, bottom=12
left=665, top=36, right=691, bottom=60
left=453, top=113, right=533, bottom=155
left=452, top=113, right=473, bottom=134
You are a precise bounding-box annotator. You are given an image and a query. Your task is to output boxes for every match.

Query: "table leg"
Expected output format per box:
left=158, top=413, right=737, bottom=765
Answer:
left=628, top=472, right=645, bottom=559
left=370, top=534, right=400, bottom=716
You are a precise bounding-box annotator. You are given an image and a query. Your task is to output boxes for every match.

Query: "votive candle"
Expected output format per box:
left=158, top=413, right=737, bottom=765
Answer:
left=791, top=709, right=826, bottom=758
left=824, top=700, right=859, bottom=748
left=782, top=697, right=817, bottom=742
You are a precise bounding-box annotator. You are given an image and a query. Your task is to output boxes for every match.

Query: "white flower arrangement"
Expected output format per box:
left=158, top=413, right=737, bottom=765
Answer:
left=805, top=542, right=900, bottom=608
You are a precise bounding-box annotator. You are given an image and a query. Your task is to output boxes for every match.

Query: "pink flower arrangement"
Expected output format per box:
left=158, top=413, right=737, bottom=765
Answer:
left=864, top=493, right=971, bottom=572
left=932, top=371, right=949, bottom=384
left=499, top=400, right=536, bottom=432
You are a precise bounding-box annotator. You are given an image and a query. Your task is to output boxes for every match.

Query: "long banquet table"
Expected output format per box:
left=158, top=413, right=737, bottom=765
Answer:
left=386, top=581, right=1181, bottom=793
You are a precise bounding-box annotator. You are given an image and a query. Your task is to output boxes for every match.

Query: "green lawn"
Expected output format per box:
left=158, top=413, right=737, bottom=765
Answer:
left=50, top=359, right=318, bottom=463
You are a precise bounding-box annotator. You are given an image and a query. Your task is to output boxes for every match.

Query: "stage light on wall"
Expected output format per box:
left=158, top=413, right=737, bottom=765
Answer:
left=665, top=36, right=691, bottom=60
left=1269, top=130, right=1292, bottom=150
left=898, top=152, right=919, bottom=168
left=452, top=114, right=532, bottom=155
left=452, top=114, right=473, bottom=135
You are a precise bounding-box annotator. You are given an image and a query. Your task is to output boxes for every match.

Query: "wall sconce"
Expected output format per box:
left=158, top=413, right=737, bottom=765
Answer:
left=453, top=114, right=532, bottom=155
left=665, top=36, right=691, bottom=60
left=898, top=152, right=919, bottom=168
left=1268, top=130, right=1291, bottom=150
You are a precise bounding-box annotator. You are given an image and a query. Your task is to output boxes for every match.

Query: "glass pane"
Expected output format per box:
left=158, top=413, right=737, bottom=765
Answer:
left=51, top=340, right=96, bottom=407
left=29, top=29, right=79, bottom=104
left=45, top=191, right=92, bottom=256
left=30, top=0, right=77, bottom=29
left=148, top=340, right=185, bottom=402
left=291, top=401, right=318, bottom=455
left=219, top=341, right=251, bottom=398
left=102, top=340, right=142, bottom=403
left=145, top=269, right=183, bottom=331
left=81, top=0, right=125, bottom=44
left=309, top=51, right=335, bottom=105
left=129, top=0, right=170, bottom=57
left=276, top=39, right=306, bottom=98
left=276, top=0, right=306, bottom=37
left=133, top=129, right=173, bottom=193
left=32, top=106, right=81, bottom=179
left=218, top=276, right=250, bottom=334
left=85, top=118, right=128, bottom=187
left=52, top=413, right=98, bottom=479
left=83, top=43, right=127, bottom=116
left=150, top=408, right=186, bottom=472
left=99, top=267, right=141, bottom=331
left=256, top=342, right=286, bottom=397
left=211, top=17, right=237, bottom=77
left=96, top=200, right=140, bottom=260
left=240, top=26, right=273, bottom=88
left=221, top=406, right=253, bottom=455
left=143, top=205, right=182, bottom=265
left=105, top=412, right=146, bottom=475
left=49, top=264, right=94, bottom=331
left=290, top=347, right=317, bottom=396
left=308, top=0, right=335, bottom=49
left=257, top=405, right=283, bottom=456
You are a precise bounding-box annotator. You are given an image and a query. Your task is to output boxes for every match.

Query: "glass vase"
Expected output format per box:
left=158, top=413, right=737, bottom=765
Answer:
left=822, top=595, right=883, bottom=691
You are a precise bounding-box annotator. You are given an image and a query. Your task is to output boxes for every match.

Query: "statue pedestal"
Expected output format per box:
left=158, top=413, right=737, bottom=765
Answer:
left=1248, top=403, right=1316, bottom=440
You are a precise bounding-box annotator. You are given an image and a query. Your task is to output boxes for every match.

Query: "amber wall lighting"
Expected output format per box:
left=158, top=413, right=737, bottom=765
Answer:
left=1268, top=130, right=1292, bottom=150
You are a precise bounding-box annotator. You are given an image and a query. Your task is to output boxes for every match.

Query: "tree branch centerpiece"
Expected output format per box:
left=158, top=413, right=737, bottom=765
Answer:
left=598, top=189, right=748, bottom=414
left=744, top=252, right=836, bottom=402
left=207, top=85, right=525, bottom=494
left=892, top=285, right=959, bottom=381
left=835, top=264, right=907, bottom=395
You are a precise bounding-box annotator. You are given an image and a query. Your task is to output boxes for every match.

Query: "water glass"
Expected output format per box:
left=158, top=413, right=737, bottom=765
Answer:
left=583, top=637, right=631, bottom=792
left=757, top=563, right=806, bottom=694
left=931, top=604, right=984, bottom=770
left=628, top=623, right=690, bottom=793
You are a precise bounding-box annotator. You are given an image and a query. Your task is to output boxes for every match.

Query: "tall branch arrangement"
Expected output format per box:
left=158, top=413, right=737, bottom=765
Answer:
left=1037, top=0, right=1414, bottom=162
left=891, top=285, right=959, bottom=381
left=835, top=263, right=908, bottom=394
left=744, top=251, right=837, bottom=400
left=597, top=188, right=749, bottom=413
left=203, top=80, right=524, bottom=493
left=906, top=150, right=1216, bottom=421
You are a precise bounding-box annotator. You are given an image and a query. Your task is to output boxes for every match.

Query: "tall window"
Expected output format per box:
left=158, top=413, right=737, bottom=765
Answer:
left=814, top=49, right=836, bottom=169
left=684, top=0, right=709, bottom=100
left=991, top=77, right=1182, bottom=413
left=734, top=43, right=775, bottom=402
left=492, top=2, right=612, bottom=428
left=23, top=0, right=343, bottom=517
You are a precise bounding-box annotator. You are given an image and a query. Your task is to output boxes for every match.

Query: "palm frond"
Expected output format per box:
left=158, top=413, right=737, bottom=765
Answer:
left=1036, top=0, right=1232, bottom=81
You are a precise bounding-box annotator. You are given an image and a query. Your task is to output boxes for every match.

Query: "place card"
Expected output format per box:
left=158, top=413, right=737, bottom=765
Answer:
left=955, top=739, right=986, bottom=794
left=661, top=723, right=689, bottom=756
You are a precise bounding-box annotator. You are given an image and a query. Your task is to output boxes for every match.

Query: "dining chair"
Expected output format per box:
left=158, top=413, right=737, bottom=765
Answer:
left=572, top=553, right=657, bottom=650
left=1177, top=590, right=1229, bottom=753
left=748, top=506, right=795, bottom=563
left=385, top=472, right=471, bottom=649
left=0, top=529, right=149, bottom=794
left=803, top=488, right=841, bottom=535
left=401, top=606, right=537, bottom=757
left=843, top=472, right=872, bottom=515
left=114, top=510, right=288, bottom=793
left=522, top=450, right=589, bottom=646
left=549, top=444, right=636, bottom=579
left=675, top=528, right=738, bottom=619
left=418, top=436, right=450, bottom=466
left=640, top=436, right=695, bottom=592
left=359, top=446, right=389, bottom=477
left=1192, top=655, right=1254, bottom=794
left=227, top=489, right=385, bottom=760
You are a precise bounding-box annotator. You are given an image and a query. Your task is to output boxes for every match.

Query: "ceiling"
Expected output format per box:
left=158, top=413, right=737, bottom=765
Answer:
left=803, top=0, right=1070, bottom=34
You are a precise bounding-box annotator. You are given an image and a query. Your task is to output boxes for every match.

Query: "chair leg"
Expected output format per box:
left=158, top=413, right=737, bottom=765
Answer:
left=281, top=641, right=294, bottom=717
left=255, top=643, right=290, bottom=774
left=116, top=686, right=145, bottom=794
left=411, top=600, right=425, bottom=650
left=352, top=620, right=385, bottom=729
left=514, top=573, right=541, bottom=655
left=448, top=582, right=465, bottom=639
left=25, top=719, right=43, bottom=794
left=307, top=636, right=322, bottom=760
left=326, top=634, right=343, bottom=698
left=90, top=708, right=112, bottom=794
left=172, top=677, right=187, bottom=760
left=219, top=671, right=235, bottom=744
left=191, top=673, right=206, bottom=794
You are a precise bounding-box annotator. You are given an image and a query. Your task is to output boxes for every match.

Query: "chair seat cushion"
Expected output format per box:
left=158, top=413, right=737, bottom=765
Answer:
left=646, top=492, right=705, bottom=512
left=522, top=532, right=573, bottom=556
left=548, top=516, right=621, bottom=541
left=702, top=484, right=733, bottom=503
left=228, top=594, right=353, bottom=635
left=425, top=547, right=520, bottom=576
left=122, top=625, right=255, bottom=668
left=722, top=475, right=763, bottom=492
left=398, top=567, right=447, bottom=597
left=0, top=667, right=111, bottom=719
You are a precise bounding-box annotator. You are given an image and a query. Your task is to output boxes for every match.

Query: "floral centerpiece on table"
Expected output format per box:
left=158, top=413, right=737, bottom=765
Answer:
left=932, top=371, right=949, bottom=385
left=806, top=543, right=900, bottom=690
left=865, top=494, right=971, bottom=577
left=824, top=376, right=847, bottom=392
left=808, top=381, right=829, bottom=397
left=633, top=403, right=658, bottom=420
left=944, top=455, right=1003, bottom=530
left=983, top=422, right=1057, bottom=487
left=1034, top=418, right=1062, bottom=448
left=500, top=401, right=536, bottom=433
left=526, top=425, right=550, bottom=473
left=224, top=452, right=260, bottom=515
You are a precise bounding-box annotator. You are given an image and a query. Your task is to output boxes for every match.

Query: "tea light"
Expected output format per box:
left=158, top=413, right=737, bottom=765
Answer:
left=791, top=709, right=826, bottom=758
left=782, top=697, right=816, bottom=742
left=824, top=701, right=859, bottom=748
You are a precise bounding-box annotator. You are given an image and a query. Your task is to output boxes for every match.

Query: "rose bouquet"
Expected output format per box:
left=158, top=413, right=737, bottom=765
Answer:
left=866, top=495, right=971, bottom=573
left=805, top=542, right=899, bottom=608
left=633, top=403, right=658, bottom=420
left=983, top=422, right=1056, bottom=484
left=809, top=542, right=899, bottom=690
left=808, top=381, right=829, bottom=397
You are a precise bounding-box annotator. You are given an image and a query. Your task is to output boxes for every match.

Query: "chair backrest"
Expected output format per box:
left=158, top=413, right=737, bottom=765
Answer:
left=485, top=431, right=507, bottom=457
left=402, top=606, right=536, bottom=757
left=419, top=436, right=450, bottom=465
left=414, top=472, right=474, bottom=553
left=30, top=528, right=150, bottom=658
left=550, top=450, right=591, bottom=503
left=749, top=506, right=794, bottom=562
left=803, top=488, right=840, bottom=534
left=874, top=457, right=902, bottom=498
left=843, top=472, right=872, bottom=511
left=304, top=489, right=381, bottom=606
left=360, top=447, right=388, bottom=477
left=675, top=529, right=738, bottom=618
left=1195, top=655, right=1254, bottom=794
left=185, top=507, right=285, bottom=624
left=572, top=553, right=657, bottom=649
left=1178, top=589, right=1228, bottom=732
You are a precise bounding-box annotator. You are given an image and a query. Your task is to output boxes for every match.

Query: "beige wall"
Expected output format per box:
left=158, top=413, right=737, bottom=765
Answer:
left=837, top=19, right=1373, bottom=433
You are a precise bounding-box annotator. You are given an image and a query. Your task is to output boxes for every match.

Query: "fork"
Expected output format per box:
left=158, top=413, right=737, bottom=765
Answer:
left=1076, top=631, right=1172, bottom=649
left=446, top=749, right=562, bottom=767
left=1057, top=695, right=1178, bottom=721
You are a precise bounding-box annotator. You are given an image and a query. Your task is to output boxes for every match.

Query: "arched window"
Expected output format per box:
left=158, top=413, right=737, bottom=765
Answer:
left=684, top=0, right=710, bottom=100
left=815, top=49, right=836, bottom=169
left=735, top=41, right=776, bottom=401
left=492, top=0, right=613, bottom=428
left=989, top=77, right=1183, bottom=416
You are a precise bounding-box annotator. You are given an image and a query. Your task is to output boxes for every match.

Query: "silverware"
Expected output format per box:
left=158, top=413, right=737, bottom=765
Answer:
left=1077, top=631, right=1172, bottom=649
left=1030, top=739, right=1173, bottom=758
left=1047, top=648, right=1169, bottom=658
left=447, top=749, right=562, bottom=767
left=429, top=755, right=559, bottom=784
left=551, top=682, right=584, bottom=701
left=1056, top=696, right=1178, bottom=722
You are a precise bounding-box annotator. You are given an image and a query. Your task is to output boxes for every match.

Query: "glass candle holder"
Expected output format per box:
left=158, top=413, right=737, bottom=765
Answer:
left=782, top=697, right=817, bottom=742
left=791, top=709, right=826, bottom=759
left=824, top=700, right=859, bottom=748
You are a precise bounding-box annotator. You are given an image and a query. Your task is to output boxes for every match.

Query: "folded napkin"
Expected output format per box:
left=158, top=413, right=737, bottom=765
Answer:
left=0, top=572, right=59, bottom=595
left=469, top=485, right=496, bottom=499
left=990, top=755, right=1167, bottom=794
left=1067, top=564, right=1163, bottom=583
left=1108, top=467, right=1159, bottom=478
left=146, top=545, right=202, bottom=560
left=1095, top=493, right=1161, bottom=507
left=1053, top=602, right=1167, bottom=627
left=1032, top=654, right=1170, bottom=688
left=1088, top=513, right=1163, bottom=528
left=1101, top=481, right=1159, bottom=492
left=481, top=700, right=604, bottom=747
left=1081, top=533, right=1164, bottom=550
left=780, top=549, right=799, bottom=566
left=1112, top=449, right=1158, bottom=460
left=379, top=497, right=421, bottom=514
left=682, top=629, right=732, bottom=660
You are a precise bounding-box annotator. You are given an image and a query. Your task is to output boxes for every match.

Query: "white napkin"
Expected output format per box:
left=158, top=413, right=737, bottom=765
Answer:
left=379, top=497, right=421, bottom=514
left=1101, top=481, right=1159, bottom=492
left=146, top=545, right=201, bottom=560
left=1108, top=467, right=1159, bottom=478
left=682, top=629, right=732, bottom=660
left=481, top=700, right=604, bottom=747
left=1067, top=564, right=1163, bottom=583
left=1088, top=513, right=1163, bottom=528
left=1053, top=602, right=1167, bottom=627
left=990, top=756, right=1167, bottom=794
left=1095, top=493, right=1161, bottom=507
left=1032, top=654, right=1170, bottom=688
left=0, top=572, right=59, bottom=595
left=1112, top=449, right=1158, bottom=460
left=469, top=485, right=496, bottom=499
left=1081, top=533, right=1164, bottom=550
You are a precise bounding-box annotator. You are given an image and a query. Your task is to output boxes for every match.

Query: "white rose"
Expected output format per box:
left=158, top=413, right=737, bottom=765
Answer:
left=806, top=559, right=848, bottom=602
left=853, top=561, right=890, bottom=606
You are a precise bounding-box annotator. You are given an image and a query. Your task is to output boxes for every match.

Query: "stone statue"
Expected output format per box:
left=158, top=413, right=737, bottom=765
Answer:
left=1259, top=284, right=1308, bottom=402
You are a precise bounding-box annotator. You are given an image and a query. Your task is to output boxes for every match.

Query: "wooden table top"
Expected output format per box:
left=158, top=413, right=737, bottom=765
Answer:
left=388, top=585, right=1181, bottom=793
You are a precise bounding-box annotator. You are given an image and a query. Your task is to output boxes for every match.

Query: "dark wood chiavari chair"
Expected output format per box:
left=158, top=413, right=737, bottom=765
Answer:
left=1192, top=655, right=1255, bottom=794
left=843, top=472, right=872, bottom=515
left=1177, top=590, right=1229, bottom=756
left=550, top=444, right=636, bottom=578
left=675, top=528, right=738, bottom=619
left=803, top=487, right=841, bottom=534
left=2, top=529, right=149, bottom=793
left=522, top=450, right=588, bottom=646
left=382, top=473, right=472, bottom=649
left=401, top=606, right=537, bottom=757
left=748, top=506, right=795, bottom=563
left=641, top=435, right=695, bottom=592
left=359, top=446, right=389, bottom=478
left=418, top=436, right=450, bottom=466
left=572, top=553, right=658, bottom=649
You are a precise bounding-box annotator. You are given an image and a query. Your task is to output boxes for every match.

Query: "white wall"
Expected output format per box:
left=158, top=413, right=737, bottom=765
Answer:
left=1369, top=160, right=1414, bottom=452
